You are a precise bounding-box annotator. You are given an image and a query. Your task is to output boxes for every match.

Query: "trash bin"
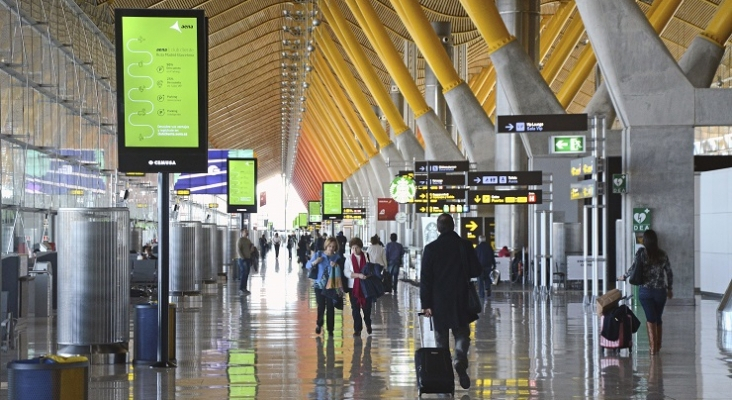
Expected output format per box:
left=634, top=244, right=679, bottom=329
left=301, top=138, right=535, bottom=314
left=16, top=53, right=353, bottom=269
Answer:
left=134, top=303, right=176, bottom=365
left=7, top=355, right=89, bottom=400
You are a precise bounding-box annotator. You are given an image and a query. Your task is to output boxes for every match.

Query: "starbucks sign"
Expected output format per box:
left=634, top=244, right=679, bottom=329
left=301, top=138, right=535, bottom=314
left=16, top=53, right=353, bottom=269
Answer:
left=390, top=175, right=416, bottom=203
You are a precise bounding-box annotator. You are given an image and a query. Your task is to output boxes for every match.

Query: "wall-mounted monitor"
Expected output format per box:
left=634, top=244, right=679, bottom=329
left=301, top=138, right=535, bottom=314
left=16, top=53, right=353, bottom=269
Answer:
left=308, top=201, right=321, bottom=224
left=227, top=158, right=257, bottom=213
left=115, top=9, right=208, bottom=173
left=322, top=182, right=343, bottom=220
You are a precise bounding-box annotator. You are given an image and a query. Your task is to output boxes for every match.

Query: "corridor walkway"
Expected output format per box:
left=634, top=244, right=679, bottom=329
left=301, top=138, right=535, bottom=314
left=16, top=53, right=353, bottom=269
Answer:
left=3, top=252, right=730, bottom=399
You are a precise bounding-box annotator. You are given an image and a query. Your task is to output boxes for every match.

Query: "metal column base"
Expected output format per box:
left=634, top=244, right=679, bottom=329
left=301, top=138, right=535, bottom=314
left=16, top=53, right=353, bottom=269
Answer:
left=169, top=294, right=202, bottom=308
left=57, top=343, right=128, bottom=364
left=202, top=282, right=217, bottom=294
left=217, top=273, right=227, bottom=284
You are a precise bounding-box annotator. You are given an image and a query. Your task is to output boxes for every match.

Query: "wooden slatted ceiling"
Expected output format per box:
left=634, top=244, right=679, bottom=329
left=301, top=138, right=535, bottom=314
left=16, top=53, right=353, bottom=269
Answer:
left=77, top=0, right=730, bottom=202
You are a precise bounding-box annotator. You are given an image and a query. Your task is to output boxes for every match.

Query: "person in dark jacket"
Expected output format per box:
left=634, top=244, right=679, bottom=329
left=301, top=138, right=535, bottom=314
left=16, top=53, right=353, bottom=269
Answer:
left=420, top=213, right=481, bottom=390
left=475, top=235, right=496, bottom=297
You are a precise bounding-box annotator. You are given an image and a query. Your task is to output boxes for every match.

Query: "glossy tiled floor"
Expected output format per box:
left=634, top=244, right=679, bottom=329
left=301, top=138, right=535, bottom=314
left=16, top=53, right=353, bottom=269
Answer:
left=2, top=253, right=731, bottom=399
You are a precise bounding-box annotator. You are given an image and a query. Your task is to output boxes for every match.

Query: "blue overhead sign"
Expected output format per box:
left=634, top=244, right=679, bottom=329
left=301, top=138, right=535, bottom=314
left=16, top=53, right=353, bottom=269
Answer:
left=496, top=114, right=588, bottom=133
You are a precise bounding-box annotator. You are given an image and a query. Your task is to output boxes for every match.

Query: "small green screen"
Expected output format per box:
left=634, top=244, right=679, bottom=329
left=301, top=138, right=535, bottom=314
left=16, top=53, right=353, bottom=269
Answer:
left=229, top=160, right=256, bottom=206
left=121, top=16, right=200, bottom=148
left=322, top=183, right=342, bottom=216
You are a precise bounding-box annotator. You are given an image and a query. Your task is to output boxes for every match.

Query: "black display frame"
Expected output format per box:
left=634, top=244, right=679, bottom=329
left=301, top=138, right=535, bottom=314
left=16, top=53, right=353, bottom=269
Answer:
left=115, top=8, right=208, bottom=173
left=321, top=182, right=343, bottom=220
left=226, top=158, right=258, bottom=213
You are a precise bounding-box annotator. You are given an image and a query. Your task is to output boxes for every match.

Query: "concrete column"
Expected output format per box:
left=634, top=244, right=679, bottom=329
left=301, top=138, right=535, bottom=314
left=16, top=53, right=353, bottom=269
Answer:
left=424, top=22, right=451, bottom=131
left=576, top=0, right=696, bottom=301
left=494, top=0, right=540, bottom=253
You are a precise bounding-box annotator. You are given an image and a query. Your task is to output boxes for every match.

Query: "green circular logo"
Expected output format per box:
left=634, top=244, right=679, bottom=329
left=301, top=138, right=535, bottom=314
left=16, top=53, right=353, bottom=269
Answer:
left=390, top=175, right=416, bottom=203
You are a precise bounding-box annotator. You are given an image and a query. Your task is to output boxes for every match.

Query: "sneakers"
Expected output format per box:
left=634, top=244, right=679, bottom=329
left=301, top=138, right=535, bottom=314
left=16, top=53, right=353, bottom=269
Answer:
left=455, top=364, right=470, bottom=389
left=315, top=325, right=322, bottom=335
left=239, top=289, right=250, bottom=296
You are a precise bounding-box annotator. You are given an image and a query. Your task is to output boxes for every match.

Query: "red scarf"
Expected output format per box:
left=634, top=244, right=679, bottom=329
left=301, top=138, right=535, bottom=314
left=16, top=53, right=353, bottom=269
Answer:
left=351, top=252, right=367, bottom=307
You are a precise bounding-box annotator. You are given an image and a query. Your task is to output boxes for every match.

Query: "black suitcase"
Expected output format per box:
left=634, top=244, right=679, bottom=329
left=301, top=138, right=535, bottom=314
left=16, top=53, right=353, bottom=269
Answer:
left=415, top=314, right=455, bottom=397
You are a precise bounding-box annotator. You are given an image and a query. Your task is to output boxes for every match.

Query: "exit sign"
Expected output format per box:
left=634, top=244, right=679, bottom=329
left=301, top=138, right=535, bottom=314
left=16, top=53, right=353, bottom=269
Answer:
left=550, top=135, right=585, bottom=154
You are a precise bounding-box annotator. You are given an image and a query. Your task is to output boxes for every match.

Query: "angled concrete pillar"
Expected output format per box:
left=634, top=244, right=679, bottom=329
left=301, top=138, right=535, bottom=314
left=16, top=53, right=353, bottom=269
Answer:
left=424, top=22, right=450, bottom=130
left=347, top=0, right=459, bottom=161
left=576, top=0, right=696, bottom=301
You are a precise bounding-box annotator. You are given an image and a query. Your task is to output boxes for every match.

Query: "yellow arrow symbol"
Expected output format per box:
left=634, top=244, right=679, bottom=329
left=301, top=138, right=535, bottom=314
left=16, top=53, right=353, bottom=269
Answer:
left=474, top=195, right=481, bottom=203
left=465, top=220, right=478, bottom=232
left=420, top=207, right=426, bottom=212
left=419, top=193, right=426, bottom=199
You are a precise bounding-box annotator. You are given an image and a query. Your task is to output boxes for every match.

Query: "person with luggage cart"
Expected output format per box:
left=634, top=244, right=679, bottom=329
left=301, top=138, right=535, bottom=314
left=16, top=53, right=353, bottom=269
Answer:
left=618, top=229, right=673, bottom=355
left=419, top=214, right=482, bottom=390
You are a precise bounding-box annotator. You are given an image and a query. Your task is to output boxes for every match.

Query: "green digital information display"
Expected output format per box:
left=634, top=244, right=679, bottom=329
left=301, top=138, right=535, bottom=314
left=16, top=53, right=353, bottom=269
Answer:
left=115, top=9, right=208, bottom=173
left=227, top=158, right=257, bottom=213
left=121, top=16, right=200, bottom=148
left=322, top=182, right=343, bottom=220
left=308, top=201, right=321, bottom=223
left=298, top=213, right=308, bottom=227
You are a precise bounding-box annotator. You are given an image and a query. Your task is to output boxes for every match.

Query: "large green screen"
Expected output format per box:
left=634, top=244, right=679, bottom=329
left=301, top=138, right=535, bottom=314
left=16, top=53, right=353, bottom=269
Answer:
left=308, top=201, right=321, bottom=223
left=121, top=16, right=200, bottom=148
left=227, top=159, right=257, bottom=213
left=322, top=182, right=343, bottom=220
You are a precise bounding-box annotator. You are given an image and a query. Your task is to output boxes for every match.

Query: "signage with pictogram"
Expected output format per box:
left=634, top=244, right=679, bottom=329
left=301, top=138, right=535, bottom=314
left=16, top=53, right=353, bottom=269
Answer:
left=414, top=189, right=466, bottom=203
left=343, top=207, right=366, bottom=220
left=612, top=174, right=627, bottom=194
left=632, top=208, right=652, bottom=232
left=550, top=135, right=586, bottom=154
left=415, top=173, right=466, bottom=186
left=467, top=171, right=542, bottom=186
left=414, top=160, right=470, bottom=173
left=497, top=113, right=588, bottom=133
left=570, top=180, right=596, bottom=200
left=468, top=190, right=542, bottom=205
left=460, top=217, right=483, bottom=246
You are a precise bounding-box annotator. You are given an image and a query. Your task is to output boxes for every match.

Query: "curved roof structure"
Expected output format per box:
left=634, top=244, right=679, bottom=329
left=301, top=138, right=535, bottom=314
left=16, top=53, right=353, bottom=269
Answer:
left=78, top=0, right=730, bottom=203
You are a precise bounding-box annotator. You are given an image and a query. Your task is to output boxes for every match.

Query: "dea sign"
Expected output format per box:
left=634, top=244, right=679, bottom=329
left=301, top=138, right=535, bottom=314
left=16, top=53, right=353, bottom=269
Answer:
left=390, top=175, right=416, bottom=203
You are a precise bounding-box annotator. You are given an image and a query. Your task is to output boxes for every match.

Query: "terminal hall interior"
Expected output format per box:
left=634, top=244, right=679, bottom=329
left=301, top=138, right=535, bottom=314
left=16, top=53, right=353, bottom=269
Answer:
left=2, top=0, right=732, bottom=399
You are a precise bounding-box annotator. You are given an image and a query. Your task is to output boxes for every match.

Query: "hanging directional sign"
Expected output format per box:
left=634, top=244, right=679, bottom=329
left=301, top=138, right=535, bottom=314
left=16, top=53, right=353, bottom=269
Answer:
left=570, top=156, right=597, bottom=176
left=415, top=173, right=466, bottom=186
left=550, top=135, right=586, bottom=154
left=570, top=179, right=596, bottom=200
left=468, top=171, right=542, bottom=186
left=343, top=207, right=366, bottom=220
left=414, top=160, right=470, bottom=173
left=468, top=190, right=542, bottom=205
left=460, top=217, right=484, bottom=246
left=612, top=174, right=628, bottom=194
left=497, top=113, right=588, bottom=133
left=416, top=203, right=470, bottom=214
left=414, top=189, right=466, bottom=202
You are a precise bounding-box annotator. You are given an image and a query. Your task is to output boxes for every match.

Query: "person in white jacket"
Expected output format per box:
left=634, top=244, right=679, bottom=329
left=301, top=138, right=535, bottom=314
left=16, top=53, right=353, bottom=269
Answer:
left=344, top=237, right=373, bottom=336
left=366, top=235, right=388, bottom=294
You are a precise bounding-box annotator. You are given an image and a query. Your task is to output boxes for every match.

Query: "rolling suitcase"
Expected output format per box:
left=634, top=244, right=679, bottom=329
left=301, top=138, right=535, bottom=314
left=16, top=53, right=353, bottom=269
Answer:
left=415, top=313, right=454, bottom=397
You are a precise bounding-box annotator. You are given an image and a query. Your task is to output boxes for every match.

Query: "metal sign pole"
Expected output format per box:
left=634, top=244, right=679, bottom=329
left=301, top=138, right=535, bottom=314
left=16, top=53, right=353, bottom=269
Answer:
left=153, top=172, right=174, bottom=368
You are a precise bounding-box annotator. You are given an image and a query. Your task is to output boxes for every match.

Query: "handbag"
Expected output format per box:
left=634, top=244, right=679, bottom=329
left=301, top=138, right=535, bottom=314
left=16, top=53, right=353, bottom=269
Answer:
left=460, top=244, right=482, bottom=314
left=307, top=251, right=321, bottom=280
left=361, top=275, right=385, bottom=299
left=628, top=249, right=646, bottom=286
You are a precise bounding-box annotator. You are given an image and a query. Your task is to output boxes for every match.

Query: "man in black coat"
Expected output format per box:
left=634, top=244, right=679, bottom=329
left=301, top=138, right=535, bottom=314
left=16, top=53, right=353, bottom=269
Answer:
left=420, top=213, right=482, bottom=390
left=476, top=235, right=496, bottom=297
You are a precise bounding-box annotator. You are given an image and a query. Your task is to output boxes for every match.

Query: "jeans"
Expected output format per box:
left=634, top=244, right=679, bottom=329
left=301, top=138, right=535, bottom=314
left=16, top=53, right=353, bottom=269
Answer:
left=639, top=286, right=667, bottom=324
left=434, top=324, right=471, bottom=371
left=274, top=244, right=280, bottom=257
left=238, top=258, right=251, bottom=292
left=315, top=288, right=335, bottom=333
left=349, top=292, right=372, bottom=333
left=388, top=263, right=400, bottom=292
left=478, top=269, right=492, bottom=295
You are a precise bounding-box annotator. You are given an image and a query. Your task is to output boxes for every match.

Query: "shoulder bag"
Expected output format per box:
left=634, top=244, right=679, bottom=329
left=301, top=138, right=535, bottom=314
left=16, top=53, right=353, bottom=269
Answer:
left=627, top=249, right=646, bottom=286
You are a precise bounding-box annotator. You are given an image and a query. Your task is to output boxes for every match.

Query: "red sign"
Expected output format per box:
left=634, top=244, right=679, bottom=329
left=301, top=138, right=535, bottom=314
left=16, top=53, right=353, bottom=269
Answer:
left=377, top=198, right=398, bottom=221
left=259, top=191, right=267, bottom=207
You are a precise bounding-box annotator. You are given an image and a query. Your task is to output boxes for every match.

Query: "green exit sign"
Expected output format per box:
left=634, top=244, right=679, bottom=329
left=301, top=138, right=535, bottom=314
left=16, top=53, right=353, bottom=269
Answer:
left=550, top=135, right=585, bottom=154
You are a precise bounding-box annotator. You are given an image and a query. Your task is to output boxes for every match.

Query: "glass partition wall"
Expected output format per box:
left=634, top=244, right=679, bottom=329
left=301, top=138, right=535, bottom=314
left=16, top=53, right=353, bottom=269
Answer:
left=0, top=0, right=119, bottom=254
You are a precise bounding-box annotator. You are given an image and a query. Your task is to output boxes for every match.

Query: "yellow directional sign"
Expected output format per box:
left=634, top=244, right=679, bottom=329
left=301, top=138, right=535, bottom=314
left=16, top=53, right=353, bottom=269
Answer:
left=208, top=203, right=219, bottom=209
left=465, top=220, right=478, bottom=232
left=69, top=189, right=84, bottom=196
left=460, top=217, right=484, bottom=246
left=468, top=190, right=541, bottom=205
left=176, top=189, right=191, bottom=196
